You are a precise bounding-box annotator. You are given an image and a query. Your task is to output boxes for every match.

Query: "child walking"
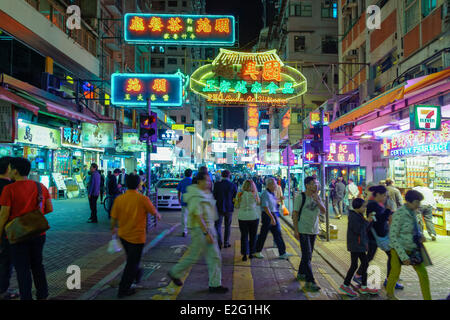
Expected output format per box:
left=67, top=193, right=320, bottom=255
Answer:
left=339, top=198, right=379, bottom=297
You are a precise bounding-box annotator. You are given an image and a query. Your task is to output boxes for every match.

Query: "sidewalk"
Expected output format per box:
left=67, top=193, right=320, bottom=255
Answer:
left=281, top=199, right=450, bottom=300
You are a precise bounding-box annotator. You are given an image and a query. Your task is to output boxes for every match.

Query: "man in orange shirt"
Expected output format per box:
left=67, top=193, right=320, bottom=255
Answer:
left=110, top=174, right=161, bottom=298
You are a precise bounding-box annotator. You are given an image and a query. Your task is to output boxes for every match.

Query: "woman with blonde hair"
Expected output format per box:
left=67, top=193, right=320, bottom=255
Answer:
left=235, top=179, right=261, bottom=261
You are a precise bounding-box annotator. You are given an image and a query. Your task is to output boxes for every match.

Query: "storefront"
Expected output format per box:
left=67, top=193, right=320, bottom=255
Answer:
left=382, top=122, right=450, bottom=235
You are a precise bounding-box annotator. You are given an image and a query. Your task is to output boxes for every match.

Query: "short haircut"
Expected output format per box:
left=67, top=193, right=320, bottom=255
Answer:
left=385, top=178, right=393, bottom=186
left=352, top=198, right=365, bottom=210
left=199, top=166, right=208, bottom=174
left=184, top=169, right=193, bottom=177
left=126, top=174, right=141, bottom=190
left=304, top=176, right=316, bottom=187
left=348, top=179, right=353, bottom=183
left=139, top=170, right=144, bottom=175
left=91, top=163, right=98, bottom=170
left=265, top=177, right=276, bottom=186
left=368, top=185, right=387, bottom=196
left=10, top=157, right=31, bottom=177
left=405, top=190, right=424, bottom=203
left=113, top=169, right=121, bottom=174
left=0, top=156, right=12, bottom=175
left=221, top=170, right=231, bottom=178
left=196, top=171, right=209, bottom=182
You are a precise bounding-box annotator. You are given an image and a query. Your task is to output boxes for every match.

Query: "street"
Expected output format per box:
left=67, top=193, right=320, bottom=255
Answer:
left=5, top=197, right=449, bottom=300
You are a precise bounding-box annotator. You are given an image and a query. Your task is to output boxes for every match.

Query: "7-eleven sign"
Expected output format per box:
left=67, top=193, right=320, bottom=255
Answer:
left=410, top=105, right=441, bottom=131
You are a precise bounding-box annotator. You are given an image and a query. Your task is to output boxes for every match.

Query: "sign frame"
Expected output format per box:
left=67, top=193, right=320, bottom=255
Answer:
left=410, top=105, right=441, bottom=131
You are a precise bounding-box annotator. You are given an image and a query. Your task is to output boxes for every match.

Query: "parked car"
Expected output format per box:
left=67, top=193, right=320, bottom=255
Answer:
left=155, top=179, right=181, bottom=209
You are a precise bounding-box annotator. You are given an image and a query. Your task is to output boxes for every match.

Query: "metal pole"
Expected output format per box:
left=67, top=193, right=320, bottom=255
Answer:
left=146, top=98, right=152, bottom=197
left=320, top=107, right=330, bottom=242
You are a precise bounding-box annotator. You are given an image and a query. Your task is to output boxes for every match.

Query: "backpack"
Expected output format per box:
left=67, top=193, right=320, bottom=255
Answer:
left=297, top=192, right=306, bottom=222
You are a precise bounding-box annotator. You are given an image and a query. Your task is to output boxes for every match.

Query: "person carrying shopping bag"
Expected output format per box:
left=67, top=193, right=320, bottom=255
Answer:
left=236, top=180, right=261, bottom=261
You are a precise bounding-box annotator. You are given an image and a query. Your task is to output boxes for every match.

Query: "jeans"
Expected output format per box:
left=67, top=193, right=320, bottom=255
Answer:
left=417, top=206, right=436, bottom=237
left=215, top=211, right=233, bottom=248
left=10, top=235, right=48, bottom=300
left=255, top=212, right=286, bottom=256
left=89, top=195, right=99, bottom=221
left=344, top=252, right=368, bottom=286
left=119, top=238, right=144, bottom=294
left=298, top=234, right=316, bottom=283
left=170, top=227, right=222, bottom=287
left=0, top=234, right=13, bottom=294
left=238, top=219, right=259, bottom=256
left=387, top=249, right=431, bottom=300
left=332, top=199, right=343, bottom=217
left=357, top=240, right=391, bottom=278
left=181, top=206, right=188, bottom=234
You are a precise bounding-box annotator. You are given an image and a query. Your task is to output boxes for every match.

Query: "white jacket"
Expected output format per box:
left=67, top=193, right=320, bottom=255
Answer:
left=237, top=191, right=260, bottom=221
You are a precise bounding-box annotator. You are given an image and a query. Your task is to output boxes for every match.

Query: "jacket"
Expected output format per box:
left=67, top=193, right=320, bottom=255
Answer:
left=347, top=210, right=369, bottom=252
left=107, top=174, right=121, bottom=196
left=387, top=185, right=403, bottom=211
left=88, top=170, right=101, bottom=196
left=389, top=205, right=421, bottom=262
left=334, top=182, right=345, bottom=200
left=366, top=200, right=392, bottom=241
left=184, top=184, right=218, bottom=228
left=213, top=179, right=238, bottom=213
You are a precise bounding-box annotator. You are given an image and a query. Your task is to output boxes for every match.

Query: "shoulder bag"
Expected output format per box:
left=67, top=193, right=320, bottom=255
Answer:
left=5, top=182, right=50, bottom=244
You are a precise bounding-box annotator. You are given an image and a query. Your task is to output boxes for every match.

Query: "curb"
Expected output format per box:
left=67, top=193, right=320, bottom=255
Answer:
left=78, top=223, right=181, bottom=300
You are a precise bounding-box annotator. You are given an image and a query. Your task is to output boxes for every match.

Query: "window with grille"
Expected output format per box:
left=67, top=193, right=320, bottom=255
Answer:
left=168, top=58, right=178, bottom=64
left=422, top=0, right=437, bottom=18
left=405, top=0, right=419, bottom=34
left=168, top=1, right=178, bottom=7
left=322, top=36, right=338, bottom=54
left=290, top=2, right=313, bottom=17
left=294, top=36, right=306, bottom=52
left=321, top=1, right=337, bottom=18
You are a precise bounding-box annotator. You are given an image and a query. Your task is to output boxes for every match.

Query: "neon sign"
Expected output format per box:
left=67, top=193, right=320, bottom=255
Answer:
left=190, top=49, right=307, bottom=106
left=381, top=123, right=450, bottom=157
left=111, top=73, right=182, bottom=107
left=410, top=105, right=441, bottom=131
left=303, top=140, right=359, bottom=165
left=124, top=14, right=235, bottom=46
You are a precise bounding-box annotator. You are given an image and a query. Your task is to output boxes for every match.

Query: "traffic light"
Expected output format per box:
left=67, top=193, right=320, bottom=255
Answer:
left=140, top=112, right=158, bottom=143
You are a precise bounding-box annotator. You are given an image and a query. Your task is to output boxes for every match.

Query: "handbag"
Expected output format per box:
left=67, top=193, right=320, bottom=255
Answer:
left=5, top=182, right=50, bottom=244
left=370, top=228, right=391, bottom=252
left=409, top=216, right=432, bottom=267
left=282, top=204, right=290, bottom=216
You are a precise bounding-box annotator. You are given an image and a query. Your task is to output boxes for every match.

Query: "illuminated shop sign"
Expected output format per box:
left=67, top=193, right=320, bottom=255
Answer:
left=111, top=73, right=182, bottom=107
left=17, top=121, right=60, bottom=149
left=381, top=123, right=450, bottom=157
left=410, top=105, right=441, bottom=131
left=190, top=49, right=307, bottom=106
left=81, top=122, right=115, bottom=148
left=211, top=142, right=237, bottom=153
left=122, top=133, right=145, bottom=152
left=211, top=130, right=239, bottom=142
left=310, top=112, right=331, bottom=128
left=61, top=127, right=81, bottom=147
left=303, top=140, right=359, bottom=165
left=124, top=14, right=235, bottom=46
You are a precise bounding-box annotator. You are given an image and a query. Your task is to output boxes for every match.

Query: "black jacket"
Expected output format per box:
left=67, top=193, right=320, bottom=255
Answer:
left=107, top=174, right=121, bottom=196
left=347, top=210, right=369, bottom=252
left=213, top=179, right=238, bottom=213
left=366, top=200, right=392, bottom=240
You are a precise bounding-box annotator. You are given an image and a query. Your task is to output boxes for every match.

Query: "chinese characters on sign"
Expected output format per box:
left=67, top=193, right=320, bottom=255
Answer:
left=111, top=74, right=182, bottom=107
left=124, top=14, right=235, bottom=46
left=409, top=105, right=441, bottom=131
left=61, top=127, right=81, bottom=147
left=0, top=101, right=14, bottom=143
left=381, top=124, right=450, bottom=157
left=303, top=140, right=359, bottom=165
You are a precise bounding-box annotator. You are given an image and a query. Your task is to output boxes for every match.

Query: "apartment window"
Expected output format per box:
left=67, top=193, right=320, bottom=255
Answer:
left=151, top=58, right=164, bottom=68
left=182, top=1, right=187, bottom=7
left=322, top=36, right=338, bottom=54
left=378, top=0, right=390, bottom=8
left=182, top=58, right=185, bottom=64
left=168, top=47, right=178, bottom=51
left=181, top=115, right=187, bottom=123
left=290, top=2, right=312, bottom=17
left=405, top=0, right=420, bottom=34
left=152, top=1, right=165, bottom=10
left=168, top=1, right=178, bottom=7
left=321, top=1, right=337, bottom=18
left=422, top=0, right=437, bottom=17
left=294, top=36, right=306, bottom=52
left=168, top=58, right=178, bottom=65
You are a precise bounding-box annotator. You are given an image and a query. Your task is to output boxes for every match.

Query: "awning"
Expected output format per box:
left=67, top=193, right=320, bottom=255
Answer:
left=0, top=86, right=39, bottom=115
left=404, top=67, right=450, bottom=95
left=329, top=84, right=405, bottom=129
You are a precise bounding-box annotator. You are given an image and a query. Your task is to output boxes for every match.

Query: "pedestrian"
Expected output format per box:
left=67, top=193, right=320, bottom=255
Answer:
left=412, top=179, right=437, bottom=241
left=168, top=172, right=228, bottom=294
left=333, top=177, right=345, bottom=219
left=236, top=180, right=261, bottom=261
left=384, top=179, right=403, bottom=212
left=346, top=179, right=360, bottom=210
left=87, top=163, right=101, bottom=223
left=281, top=177, right=287, bottom=195
left=110, top=174, right=161, bottom=298
left=99, top=170, right=105, bottom=204
left=177, top=169, right=193, bottom=237
left=0, top=156, right=19, bottom=300
left=353, top=185, right=403, bottom=290
left=213, top=170, right=237, bottom=249
left=339, top=198, right=379, bottom=297
left=119, top=168, right=127, bottom=189
left=292, top=176, right=326, bottom=292
left=386, top=190, right=431, bottom=300
left=106, top=169, right=122, bottom=215
left=0, top=157, right=53, bottom=300
left=138, top=170, right=146, bottom=194
left=254, top=178, right=291, bottom=260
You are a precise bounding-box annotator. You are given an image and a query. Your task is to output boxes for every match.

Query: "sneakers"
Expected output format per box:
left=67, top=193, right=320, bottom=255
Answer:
left=386, top=294, right=399, bottom=300
left=0, top=290, right=19, bottom=300
left=278, top=253, right=292, bottom=260
left=296, top=274, right=306, bottom=281
left=87, top=218, right=98, bottom=223
left=242, top=255, right=248, bottom=262
left=359, top=286, right=379, bottom=295
left=253, top=252, right=264, bottom=259
left=167, top=272, right=183, bottom=286
left=209, top=286, right=229, bottom=293
left=224, top=244, right=231, bottom=248
left=305, top=282, right=321, bottom=292
left=353, top=274, right=362, bottom=286
left=339, top=284, right=358, bottom=297
left=117, top=288, right=137, bottom=298
left=383, top=279, right=404, bottom=290
left=431, top=235, right=437, bottom=241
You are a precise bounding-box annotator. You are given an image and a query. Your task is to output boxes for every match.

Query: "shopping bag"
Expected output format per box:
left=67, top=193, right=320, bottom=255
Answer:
left=282, top=204, right=290, bottom=216
left=107, top=235, right=123, bottom=254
